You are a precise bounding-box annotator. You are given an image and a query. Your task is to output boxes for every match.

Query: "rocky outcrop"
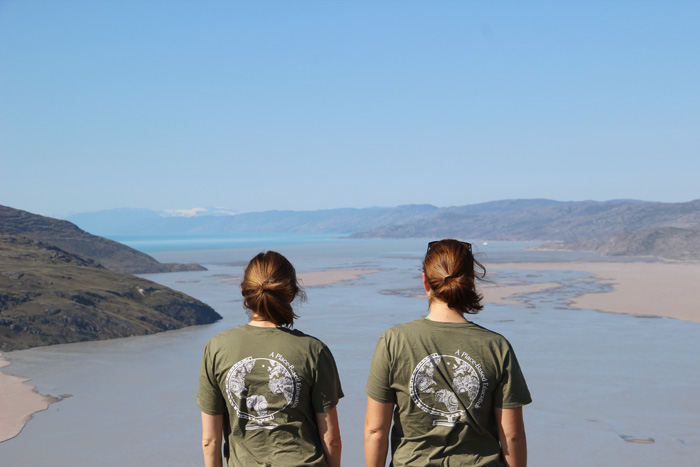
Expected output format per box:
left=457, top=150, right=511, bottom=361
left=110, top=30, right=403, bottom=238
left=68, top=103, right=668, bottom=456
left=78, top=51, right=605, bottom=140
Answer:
left=0, top=234, right=221, bottom=351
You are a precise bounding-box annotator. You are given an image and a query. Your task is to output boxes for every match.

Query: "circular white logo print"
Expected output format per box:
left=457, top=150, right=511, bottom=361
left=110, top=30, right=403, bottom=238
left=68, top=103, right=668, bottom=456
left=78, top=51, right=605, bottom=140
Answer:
left=225, top=354, right=301, bottom=430
left=410, top=353, right=485, bottom=426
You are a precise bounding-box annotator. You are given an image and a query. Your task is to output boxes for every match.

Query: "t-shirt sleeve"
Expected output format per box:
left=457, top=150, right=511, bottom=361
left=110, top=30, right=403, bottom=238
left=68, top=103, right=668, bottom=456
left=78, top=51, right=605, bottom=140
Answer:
left=311, top=345, right=344, bottom=414
left=493, top=342, right=532, bottom=409
left=196, top=340, right=227, bottom=415
left=365, top=334, right=394, bottom=404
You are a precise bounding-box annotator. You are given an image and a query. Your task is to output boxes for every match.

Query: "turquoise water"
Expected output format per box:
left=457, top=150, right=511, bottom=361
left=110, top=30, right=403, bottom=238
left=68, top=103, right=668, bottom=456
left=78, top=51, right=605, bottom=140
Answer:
left=107, top=232, right=351, bottom=253
left=1, top=236, right=698, bottom=466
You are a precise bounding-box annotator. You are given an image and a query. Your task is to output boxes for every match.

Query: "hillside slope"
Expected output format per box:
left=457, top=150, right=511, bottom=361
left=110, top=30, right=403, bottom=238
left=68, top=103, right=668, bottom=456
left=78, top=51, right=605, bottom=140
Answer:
left=350, top=199, right=700, bottom=241
left=1, top=205, right=205, bottom=274
left=0, top=234, right=221, bottom=351
left=538, top=227, right=700, bottom=261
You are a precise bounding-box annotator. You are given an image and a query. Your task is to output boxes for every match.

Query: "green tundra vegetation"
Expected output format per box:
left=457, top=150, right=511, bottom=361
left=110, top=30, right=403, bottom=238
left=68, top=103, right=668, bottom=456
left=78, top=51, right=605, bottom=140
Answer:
left=0, top=234, right=221, bottom=351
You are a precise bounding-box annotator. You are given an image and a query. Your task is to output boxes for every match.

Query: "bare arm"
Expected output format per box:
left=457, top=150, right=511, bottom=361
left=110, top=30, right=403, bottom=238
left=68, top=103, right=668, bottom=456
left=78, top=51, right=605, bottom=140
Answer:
left=495, top=406, right=527, bottom=467
left=201, top=412, right=223, bottom=467
left=316, top=406, right=342, bottom=467
left=364, top=396, right=393, bottom=467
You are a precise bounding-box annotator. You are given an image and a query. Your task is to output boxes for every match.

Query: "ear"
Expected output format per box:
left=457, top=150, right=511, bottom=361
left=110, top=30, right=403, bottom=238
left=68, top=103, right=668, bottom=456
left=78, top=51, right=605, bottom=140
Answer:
left=422, top=272, right=431, bottom=292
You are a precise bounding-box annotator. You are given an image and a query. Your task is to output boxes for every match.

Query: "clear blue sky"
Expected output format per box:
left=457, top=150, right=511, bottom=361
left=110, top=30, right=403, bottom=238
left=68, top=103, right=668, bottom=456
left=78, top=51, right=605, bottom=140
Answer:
left=1, top=0, right=698, bottom=216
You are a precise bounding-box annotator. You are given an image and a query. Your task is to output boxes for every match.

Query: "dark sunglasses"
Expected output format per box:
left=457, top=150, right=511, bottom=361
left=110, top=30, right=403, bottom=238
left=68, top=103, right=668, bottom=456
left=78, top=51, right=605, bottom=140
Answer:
left=427, top=240, right=472, bottom=253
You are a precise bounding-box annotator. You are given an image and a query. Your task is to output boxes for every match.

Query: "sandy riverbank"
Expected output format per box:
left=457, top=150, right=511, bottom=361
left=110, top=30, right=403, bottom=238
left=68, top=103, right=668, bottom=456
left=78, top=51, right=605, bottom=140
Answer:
left=0, top=355, right=58, bottom=443
left=481, top=281, right=562, bottom=306
left=487, top=261, right=700, bottom=324
left=298, top=268, right=382, bottom=286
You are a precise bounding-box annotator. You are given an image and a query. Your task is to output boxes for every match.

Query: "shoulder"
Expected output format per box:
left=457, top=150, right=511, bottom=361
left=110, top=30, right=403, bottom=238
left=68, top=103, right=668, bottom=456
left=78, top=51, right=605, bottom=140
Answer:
left=389, top=318, right=425, bottom=333
left=375, top=318, right=425, bottom=343
left=209, top=326, right=243, bottom=341
left=468, top=322, right=513, bottom=346
left=203, top=326, right=245, bottom=351
left=279, top=328, right=334, bottom=354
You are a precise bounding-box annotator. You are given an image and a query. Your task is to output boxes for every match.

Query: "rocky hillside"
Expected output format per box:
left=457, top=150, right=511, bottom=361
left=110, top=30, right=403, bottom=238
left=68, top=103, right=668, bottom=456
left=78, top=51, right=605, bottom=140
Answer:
left=0, top=234, right=221, bottom=351
left=538, top=227, right=700, bottom=261
left=349, top=199, right=700, bottom=242
left=0, top=205, right=205, bottom=274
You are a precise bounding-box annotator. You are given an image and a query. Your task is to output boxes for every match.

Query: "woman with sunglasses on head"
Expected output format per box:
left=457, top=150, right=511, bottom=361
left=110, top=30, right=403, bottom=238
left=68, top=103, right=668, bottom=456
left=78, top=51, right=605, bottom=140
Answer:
left=198, top=251, right=343, bottom=467
left=365, top=239, right=531, bottom=467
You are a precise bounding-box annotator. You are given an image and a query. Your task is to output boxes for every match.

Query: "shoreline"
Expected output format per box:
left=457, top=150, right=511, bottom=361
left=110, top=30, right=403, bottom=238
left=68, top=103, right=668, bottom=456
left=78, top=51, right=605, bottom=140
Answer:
left=488, top=261, right=700, bottom=324
left=0, top=354, right=59, bottom=443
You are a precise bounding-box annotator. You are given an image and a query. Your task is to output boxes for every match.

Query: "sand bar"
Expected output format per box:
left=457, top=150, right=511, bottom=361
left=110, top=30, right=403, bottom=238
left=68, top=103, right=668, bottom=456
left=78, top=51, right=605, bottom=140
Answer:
left=481, top=282, right=562, bottom=306
left=0, top=355, right=58, bottom=443
left=298, top=269, right=381, bottom=287
left=491, top=262, right=700, bottom=323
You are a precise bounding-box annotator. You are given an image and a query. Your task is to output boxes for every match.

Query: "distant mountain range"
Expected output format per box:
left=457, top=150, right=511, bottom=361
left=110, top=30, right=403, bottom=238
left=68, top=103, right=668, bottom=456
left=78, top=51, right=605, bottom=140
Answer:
left=63, top=200, right=700, bottom=261
left=350, top=199, right=700, bottom=241
left=64, top=204, right=441, bottom=236
left=161, top=206, right=239, bottom=217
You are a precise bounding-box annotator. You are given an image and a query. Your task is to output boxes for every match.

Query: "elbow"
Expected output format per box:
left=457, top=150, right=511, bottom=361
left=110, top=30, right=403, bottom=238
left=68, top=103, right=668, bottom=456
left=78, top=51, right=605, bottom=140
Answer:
left=364, top=426, right=387, bottom=446
left=502, top=428, right=527, bottom=447
left=503, top=432, right=527, bottom=446
left=202, top=436, right=220, bottom=453
left=323, top=433, right=342, bottom=450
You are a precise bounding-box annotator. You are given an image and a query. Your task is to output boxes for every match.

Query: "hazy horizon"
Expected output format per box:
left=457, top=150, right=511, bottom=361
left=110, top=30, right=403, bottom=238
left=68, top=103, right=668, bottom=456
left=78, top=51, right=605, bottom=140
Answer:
left=46, top=196, right=695, bottom=220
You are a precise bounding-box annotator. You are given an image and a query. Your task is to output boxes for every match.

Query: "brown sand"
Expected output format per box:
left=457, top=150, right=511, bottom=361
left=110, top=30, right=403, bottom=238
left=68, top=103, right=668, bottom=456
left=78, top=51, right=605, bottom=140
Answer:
left=298, top=269, right=381, bottom=287
left=481, top=282, right=562, bottom=306
left=490, top=262, right=700, bottom=323
left=0, top=355, right=57, bottom=443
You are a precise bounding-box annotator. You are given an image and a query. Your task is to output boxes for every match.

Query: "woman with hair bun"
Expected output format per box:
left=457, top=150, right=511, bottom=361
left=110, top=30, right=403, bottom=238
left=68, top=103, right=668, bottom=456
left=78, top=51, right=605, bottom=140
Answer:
left=198, top=251, right=343, bottom=467
left=365, top=239, right=531, bottom=467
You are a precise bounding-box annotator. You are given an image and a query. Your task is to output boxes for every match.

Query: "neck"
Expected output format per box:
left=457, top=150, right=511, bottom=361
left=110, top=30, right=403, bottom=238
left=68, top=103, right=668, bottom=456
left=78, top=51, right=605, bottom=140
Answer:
left=248, top=315, right=280, bottom=328
left=426, top=300, right=467, bottom=323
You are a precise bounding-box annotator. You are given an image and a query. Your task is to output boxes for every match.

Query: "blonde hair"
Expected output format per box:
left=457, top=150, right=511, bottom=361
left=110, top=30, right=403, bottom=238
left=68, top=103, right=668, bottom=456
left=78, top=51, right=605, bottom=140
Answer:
left=422, top=239, right=486, bottom=314
left=240, top=251, right=306, bottom=326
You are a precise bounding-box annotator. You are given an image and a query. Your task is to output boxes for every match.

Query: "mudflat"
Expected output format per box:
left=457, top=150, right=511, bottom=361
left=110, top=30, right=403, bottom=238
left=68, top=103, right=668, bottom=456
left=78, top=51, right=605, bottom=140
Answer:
left=488, top=261, right=700, bottom=323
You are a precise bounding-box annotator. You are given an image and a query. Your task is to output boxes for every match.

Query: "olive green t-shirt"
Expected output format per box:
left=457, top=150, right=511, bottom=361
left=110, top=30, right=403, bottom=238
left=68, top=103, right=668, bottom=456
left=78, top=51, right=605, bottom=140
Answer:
left=197, top=325, right=344, bottom=467
left=366, top=318, right=531, bottom=467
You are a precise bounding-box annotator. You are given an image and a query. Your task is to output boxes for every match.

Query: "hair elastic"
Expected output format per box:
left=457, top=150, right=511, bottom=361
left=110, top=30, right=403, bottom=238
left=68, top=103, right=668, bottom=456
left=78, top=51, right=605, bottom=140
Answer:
left=443, top=273, right=464, bottom=282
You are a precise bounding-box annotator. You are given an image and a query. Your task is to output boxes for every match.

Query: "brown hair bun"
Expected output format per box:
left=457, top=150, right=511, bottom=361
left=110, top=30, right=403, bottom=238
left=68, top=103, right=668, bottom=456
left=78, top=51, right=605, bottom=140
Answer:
left=240, top=251, right=306, bottom=327
left=422, top=239, right=485, bottom=314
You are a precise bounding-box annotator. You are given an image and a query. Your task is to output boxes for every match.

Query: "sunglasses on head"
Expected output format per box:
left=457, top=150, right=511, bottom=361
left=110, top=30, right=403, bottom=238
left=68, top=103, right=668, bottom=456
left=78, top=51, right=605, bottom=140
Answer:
left=427, top=240, right=472, bottom=253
